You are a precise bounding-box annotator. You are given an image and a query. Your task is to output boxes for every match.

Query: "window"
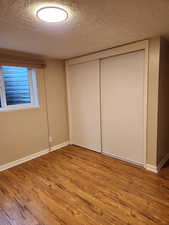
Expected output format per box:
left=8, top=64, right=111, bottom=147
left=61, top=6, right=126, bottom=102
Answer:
left=0, top=66, right=39, bottom=111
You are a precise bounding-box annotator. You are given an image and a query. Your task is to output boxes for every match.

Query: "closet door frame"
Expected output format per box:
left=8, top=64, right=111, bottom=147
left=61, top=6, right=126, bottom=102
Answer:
left=66, top=40, right=149, bottom=167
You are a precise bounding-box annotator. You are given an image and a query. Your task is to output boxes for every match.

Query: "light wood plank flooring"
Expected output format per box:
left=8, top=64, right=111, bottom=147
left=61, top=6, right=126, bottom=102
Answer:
left=0, top=145, right=169, bottom=225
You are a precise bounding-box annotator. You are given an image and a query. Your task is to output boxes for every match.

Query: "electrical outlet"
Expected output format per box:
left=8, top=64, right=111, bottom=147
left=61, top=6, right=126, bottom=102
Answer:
left=49, top=136, right=53, bottom=143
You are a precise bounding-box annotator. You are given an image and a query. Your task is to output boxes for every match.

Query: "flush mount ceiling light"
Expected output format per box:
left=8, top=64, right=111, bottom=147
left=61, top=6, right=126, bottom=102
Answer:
left=37, top=7, right=68, bottom=22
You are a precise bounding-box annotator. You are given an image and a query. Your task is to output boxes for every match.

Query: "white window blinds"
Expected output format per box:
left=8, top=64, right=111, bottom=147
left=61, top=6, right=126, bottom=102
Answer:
left=0, top=65, right=38, bottom=111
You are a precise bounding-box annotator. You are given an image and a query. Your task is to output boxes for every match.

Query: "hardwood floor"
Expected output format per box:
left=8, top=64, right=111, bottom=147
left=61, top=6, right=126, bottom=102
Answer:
left=0, top=145, right=169, bottom=225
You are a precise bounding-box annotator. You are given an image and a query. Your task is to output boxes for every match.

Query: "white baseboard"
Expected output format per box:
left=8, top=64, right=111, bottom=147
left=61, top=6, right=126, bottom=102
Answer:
left=0, top=141, right=69, bottom=172
left=145, top=152, right=169, bottom=173
left=158, top=152, right=169, bottom=171
left=0, top=148, right=49, bottom=172
left=50, top=141, right=69, bottom=152
left=145, top=164, right=158, bottom=173
left=103, top=151, right=144, bottom=167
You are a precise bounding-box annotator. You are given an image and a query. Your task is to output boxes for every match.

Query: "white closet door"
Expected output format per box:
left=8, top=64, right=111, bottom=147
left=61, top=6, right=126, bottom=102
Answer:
left=68, top=60, right=101, bottom=152
left=101, top=51, right=145, bottom=164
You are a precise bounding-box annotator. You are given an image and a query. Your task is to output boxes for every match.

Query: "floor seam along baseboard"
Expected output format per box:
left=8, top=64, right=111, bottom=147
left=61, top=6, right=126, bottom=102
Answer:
left=0, top=141, right=69, bottom=172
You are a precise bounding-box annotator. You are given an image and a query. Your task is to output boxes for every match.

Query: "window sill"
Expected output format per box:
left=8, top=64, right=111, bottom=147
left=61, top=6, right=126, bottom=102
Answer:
left=0, top=105, right=40, bottom=112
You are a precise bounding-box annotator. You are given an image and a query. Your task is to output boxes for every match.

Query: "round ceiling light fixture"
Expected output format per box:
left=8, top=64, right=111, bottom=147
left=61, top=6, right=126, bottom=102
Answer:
left=37, top=6, right=68, bottom=22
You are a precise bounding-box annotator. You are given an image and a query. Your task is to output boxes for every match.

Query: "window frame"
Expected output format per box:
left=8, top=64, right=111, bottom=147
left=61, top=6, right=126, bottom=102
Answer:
left=0, top=67, right=39, bottom=111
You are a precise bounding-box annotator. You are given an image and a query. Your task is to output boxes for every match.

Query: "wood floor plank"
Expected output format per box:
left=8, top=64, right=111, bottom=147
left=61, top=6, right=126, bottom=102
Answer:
left=0, top=145, right=169, bottom=225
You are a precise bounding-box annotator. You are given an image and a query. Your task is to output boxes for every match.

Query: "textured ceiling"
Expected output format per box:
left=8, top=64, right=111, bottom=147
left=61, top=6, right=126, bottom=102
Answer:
left=0, top=0, right=169, bottom=59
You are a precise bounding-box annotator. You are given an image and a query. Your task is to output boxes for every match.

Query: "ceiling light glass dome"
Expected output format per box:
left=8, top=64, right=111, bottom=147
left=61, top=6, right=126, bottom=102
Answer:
left=37, top=7, right=68, bottom=22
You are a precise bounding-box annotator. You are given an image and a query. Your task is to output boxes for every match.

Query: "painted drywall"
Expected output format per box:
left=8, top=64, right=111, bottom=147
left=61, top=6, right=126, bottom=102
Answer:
left=146, top=37, right=160, bottom=166
left=44, top=59, right=69, bottom=148
left=0, top=69, right=49, bottom=165
left=0, top=39, right=163, bottom=168
left=0, top=60, right=69, bottom=165
left=157, top=38, right=169, bottom=164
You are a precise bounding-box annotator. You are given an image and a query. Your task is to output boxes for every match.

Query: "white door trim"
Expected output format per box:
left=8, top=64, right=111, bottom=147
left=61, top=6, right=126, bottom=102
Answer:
left=66, top=40, right=148, bottom=65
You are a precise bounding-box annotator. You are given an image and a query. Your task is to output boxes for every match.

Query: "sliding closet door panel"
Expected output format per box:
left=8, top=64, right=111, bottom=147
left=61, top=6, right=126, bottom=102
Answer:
left=101, top=51, right=145, bottom=164
left=68, top=60, right=101, bottom=152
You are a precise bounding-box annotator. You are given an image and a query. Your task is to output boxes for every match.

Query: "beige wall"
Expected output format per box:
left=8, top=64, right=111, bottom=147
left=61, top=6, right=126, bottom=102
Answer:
left=157, top=38, right=169, bottom=164
left=146, top=37, right=160, bottom=166
left=147, top=37, right=169, bottom=167
left=0, top=60, right=69, bottom=166
left=1, top=39, right=166, bottom=168
left=0, top=69, right=49, bottom=165
left=45, top=59, right=69, bottom=148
